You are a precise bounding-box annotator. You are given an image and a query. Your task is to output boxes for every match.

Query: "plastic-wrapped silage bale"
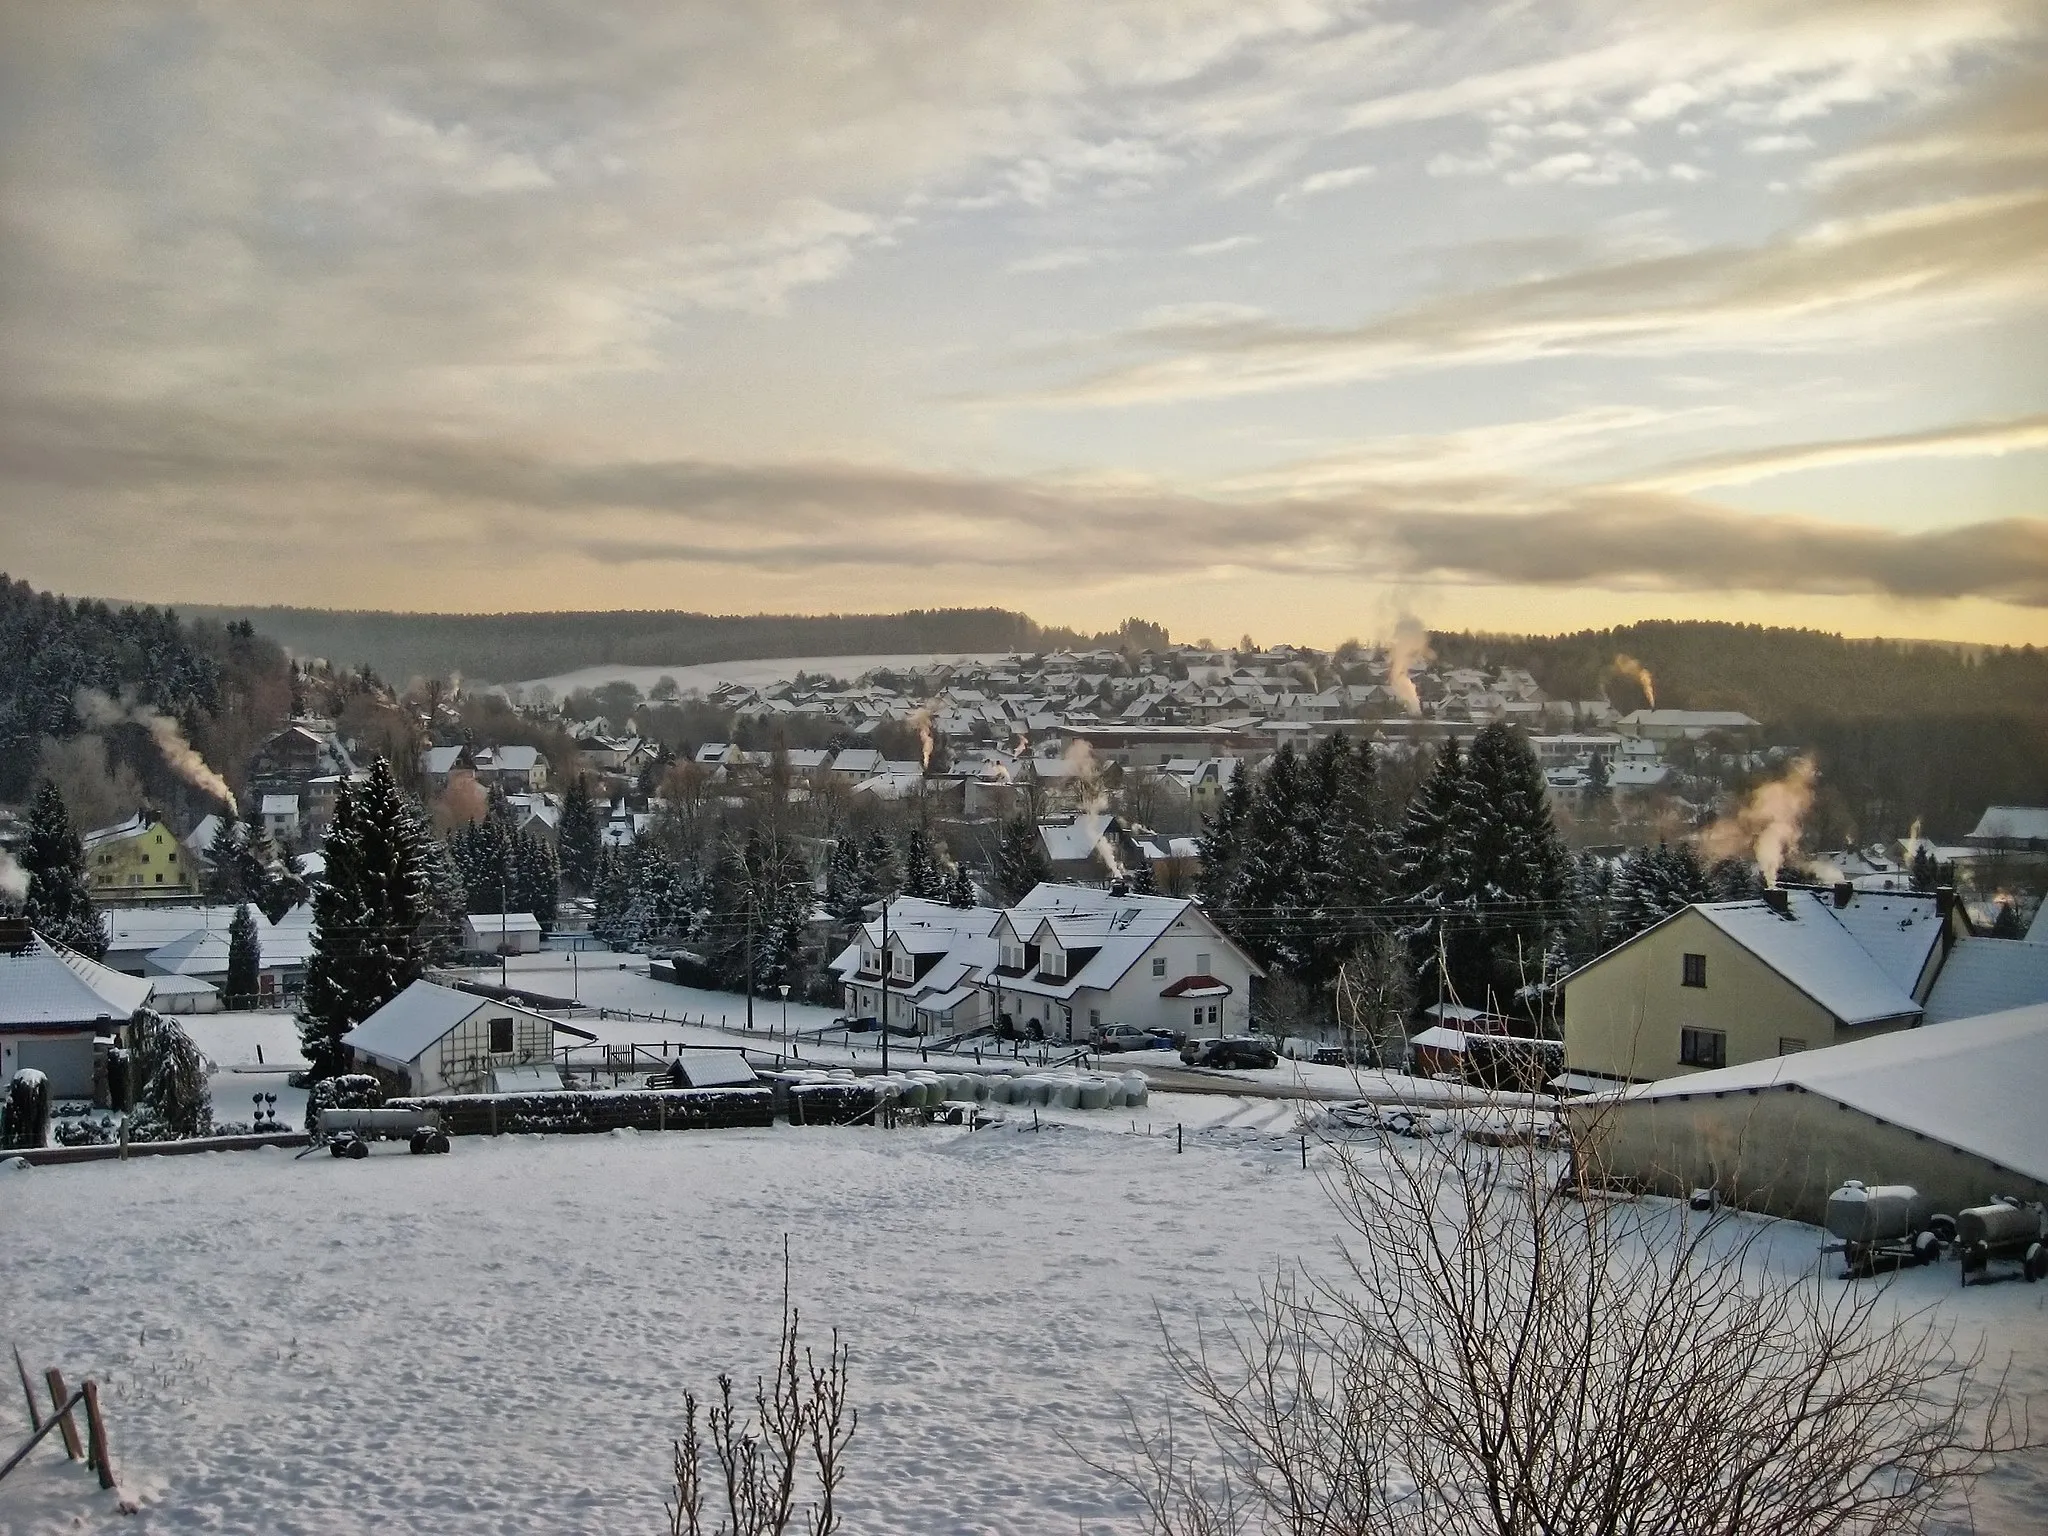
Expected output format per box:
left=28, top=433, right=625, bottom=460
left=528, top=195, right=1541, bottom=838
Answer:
left=984, top=1076, right=1012, bottom=1104
left=1121, top=1072, right=1149, bottom=1107
left=1076, top=1076, right=1111, bottom=1110
left=1049, top=1077, right=1082, bottom=1109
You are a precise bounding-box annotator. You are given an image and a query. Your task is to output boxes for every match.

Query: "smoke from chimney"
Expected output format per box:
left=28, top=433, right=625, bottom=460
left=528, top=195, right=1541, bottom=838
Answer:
left=909, top=707, right=935, bottom=770
left=1697, top=756, right=1816, bottom=888
left=1386, top=613, right=1431, bottom=715
left=74, top=688, right=237, bottom=812
left=0, top=848, right=29, bottom=903
left=1610, top=653, right=1656, bottom=708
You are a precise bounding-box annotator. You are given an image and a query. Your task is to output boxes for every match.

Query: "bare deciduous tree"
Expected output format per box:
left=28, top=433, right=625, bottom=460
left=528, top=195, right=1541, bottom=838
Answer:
left=1100, top=1119, right=2035, bottom=1535
left=668, top=1250, right=857, bottom=1536
left=1334, top=929, right=1415, bottom=1069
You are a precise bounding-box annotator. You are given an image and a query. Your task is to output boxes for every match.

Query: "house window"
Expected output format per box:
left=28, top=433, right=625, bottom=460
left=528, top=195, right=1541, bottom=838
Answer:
left=1152, top=957, right=1166, bottom=978
left=1681, top=953, right=1707, bottom=989
left=890, top=950, right=912, bottom=980
left=1196, top=952, right=1210, bottom=973
left=489, top=1017, right=515, bottom=1054
left=1778, top=1037, right=1807, bottom=1056
left=1207, top=1005, right=1218, bottom=1025
left=1193, top=1007, right=1203, bottom=1030
left=861, top=947, right=879, bottom=973
left=1042, top=949, right=1066, bottom=979
left=1089, top=1009, right=1100, bottom=1029
left=1679, top=1028, right=1725, bottom=1069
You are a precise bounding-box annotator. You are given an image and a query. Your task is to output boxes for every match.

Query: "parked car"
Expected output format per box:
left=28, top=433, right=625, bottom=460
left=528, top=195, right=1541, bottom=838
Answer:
left=1180, top=1036, right=1280, bottom=1070
left=1092, top=1024, right=1162, bottom=1054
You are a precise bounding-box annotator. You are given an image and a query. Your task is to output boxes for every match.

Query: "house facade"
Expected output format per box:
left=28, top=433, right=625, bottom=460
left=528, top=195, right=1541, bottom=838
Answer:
left=0, top=921, right=154, bottom=1101
left=1564, top=888, right=1960, bottom=1085
left=82, top=813, right=202, bottom=903
left=341, top=979, right=562, bottom=1096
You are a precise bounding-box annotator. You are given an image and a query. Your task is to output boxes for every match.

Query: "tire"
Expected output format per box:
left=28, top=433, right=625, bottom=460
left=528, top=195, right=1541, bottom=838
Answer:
left=346, top=1138, right=370, bottom=1160
left=329, top=1140, right=350, bottom=1159
left=1912, top=1230, right=1941, bottom=1264
left=2025, top=1243, right=2047, bottom=1284
left=1930, top=1214, right=1958, bottom=1245
left=431, top=1130, right=451, bottom=1154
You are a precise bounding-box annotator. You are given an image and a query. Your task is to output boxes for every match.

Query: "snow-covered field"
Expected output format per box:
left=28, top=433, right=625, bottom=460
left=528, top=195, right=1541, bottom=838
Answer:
left=4, top=1117, right=2044, bottom=1534
left=507, top=652, right=1014, bottom=699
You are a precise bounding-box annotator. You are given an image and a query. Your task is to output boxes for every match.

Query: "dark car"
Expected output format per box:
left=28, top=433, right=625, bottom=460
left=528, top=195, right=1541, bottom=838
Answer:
left=1179, top=1036, right=1280, bottom=1071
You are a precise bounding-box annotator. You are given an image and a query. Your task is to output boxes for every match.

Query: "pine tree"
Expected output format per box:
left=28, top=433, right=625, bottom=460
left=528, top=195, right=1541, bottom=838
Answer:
left=1609, top=841, right=1712, bottom=942
left=558, top=774, right=602, bottom=895
left=515, top=831, right=559, bottom=929
left=21, top=779, right=104, bottom=957
left=299, top=759, right=430, bottom=1080
left=1459, top=723, right=1572, bottom=1009
left=824, top=834, right=864, bottom=926
left=1398, top=739, right=1476, bottom=1004
left=993, top=810, right=1049, bottom=904
left=901, top=825, right=944, bottom=900
left=1196, top=761, right=1253, bottom=912
left=1228, top=741, right=1312, bottom=971
left=946, top=861, right=977, bottom=907
left=860, top=827, right=899, bottom=902
left=226, top=902, right=260, bottom=1009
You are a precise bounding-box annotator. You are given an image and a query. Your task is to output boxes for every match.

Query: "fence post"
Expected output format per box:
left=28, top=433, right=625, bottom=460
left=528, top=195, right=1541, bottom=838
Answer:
left=82, top=1378, right=114, bottom=1489
left=13, top=1346, right=41, bottom=1435
left=1177, top=1123, right=1183, bottom=1155
left=43, top=1369, right=82, bottom=1461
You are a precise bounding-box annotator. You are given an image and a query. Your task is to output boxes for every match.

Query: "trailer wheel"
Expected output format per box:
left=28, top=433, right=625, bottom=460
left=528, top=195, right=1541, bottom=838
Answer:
left=346, top=1138, right=370, bottom=1160
left=1929, top=1214, right=1958, bottom=1245
left=328, top=1139, right=351, bottom=1159
left=409, top=1127, right=435, bottom=1154
left=2026, top=1243, right=2047, bottom=1284
left=430, top=1130, right=451, bottom=1154
left=1912, top=1230, right=1941, bottom=1264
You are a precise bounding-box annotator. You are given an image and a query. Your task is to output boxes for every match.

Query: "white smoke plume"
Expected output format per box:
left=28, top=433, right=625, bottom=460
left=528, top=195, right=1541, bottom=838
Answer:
left=1610, top=653, right=1656, bottom=708
left=0, top=848, right=29, bottom=903
left=73, top=688, right=238, bottom=812
left=909, top=707, right=935, bottom=770
left=1386, top=613, right=1431, bottom=715
left=1062, top=739, right=1124, bottom=878
left=1698, top=756, right=1817, bottom=888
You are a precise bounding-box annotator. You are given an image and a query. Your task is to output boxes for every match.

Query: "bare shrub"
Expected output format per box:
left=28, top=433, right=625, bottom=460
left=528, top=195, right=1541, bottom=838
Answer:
left=1102, top=1117, right=2036, bottom=1535
left=668, top=1251, right=856, bottom=1536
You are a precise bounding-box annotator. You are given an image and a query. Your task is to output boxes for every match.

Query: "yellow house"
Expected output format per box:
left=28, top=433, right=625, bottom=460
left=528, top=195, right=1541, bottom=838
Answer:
left=1563, top=887, right=1960, bottom=1086
left=83, top=812, right=202, bottom=903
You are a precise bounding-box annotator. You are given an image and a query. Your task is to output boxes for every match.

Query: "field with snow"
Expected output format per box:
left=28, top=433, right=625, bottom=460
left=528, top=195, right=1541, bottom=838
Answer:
left=5, top=1110, right=2046, bottom=1534
left=507, top=652, right=1014, bottom=700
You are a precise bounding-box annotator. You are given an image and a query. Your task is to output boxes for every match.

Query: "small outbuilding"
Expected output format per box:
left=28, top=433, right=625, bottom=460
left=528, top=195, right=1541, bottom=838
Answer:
left=462, top=911, right=544, bottom=955
left=341, top=979, right=565, bottom=1096
left=1567, top=1003, right=2048, bottom=1226
left=0, top=920, right=154, bottom=1100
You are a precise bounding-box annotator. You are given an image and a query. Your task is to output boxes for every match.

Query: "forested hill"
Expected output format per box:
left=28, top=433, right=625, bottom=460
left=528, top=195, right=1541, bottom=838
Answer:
left=174, top=605, right=1133, bottom=684
left=1435, top=621, right=2048, bottom=725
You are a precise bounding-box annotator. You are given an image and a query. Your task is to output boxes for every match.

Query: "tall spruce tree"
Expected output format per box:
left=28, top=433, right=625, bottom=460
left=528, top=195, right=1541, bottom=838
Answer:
left=946, top=861, right=977, bottom=907
left=1196, top=761, right=1253, bottom=913
left=1609, top=841, right=1712, bottom=942
left=1459, top=723, right=1572, bottom=1009
left=299, top=759, right=430, bottom=1079
left=900, top=824, right=945, bottom=901
left=21, top=779, right=104, bottom=957
left=993, top=810, right=1050, bottom=904
left=558, top=774, right=602, bottom=895
left=226, top=902, right=260, bottom=1008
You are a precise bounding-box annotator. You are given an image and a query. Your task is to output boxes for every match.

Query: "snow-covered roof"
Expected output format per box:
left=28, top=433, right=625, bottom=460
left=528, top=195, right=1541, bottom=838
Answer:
left=483, top=745, right=543, bottom=772
left=1922, top=938, right=2048, bottom=1025
left=103, top=903, right=317, bottom=963
left=420, top=745, right=469, bottom=775
left=1038, top=816, right=1118, bottom=865
left=464, top=912, right=543, bottom=936
left=0, top=934, right=154, bottom=1027
left=490, top=1063, right=566, bottom=1094
left=669, top=1051, right=758, bottom=1088
left=81, top=811, right=153, bottom=850
left=1619, top=710, right=1760, bottom=730
left=1609, top=1003, right=2048, bottom=1186
left=145, top=929, right=231, bottom=976
left=998, top=883, right=1260, bottom=998
left=260, top=794, right=299, bottom=815
left=1965, top=805, right=2048, bottom=844
left=343, top=980, right=550, bottom=1066
left=1797, top=888, right=1947, bottom=998
left=1691, top=900, right=1922, bottom=1027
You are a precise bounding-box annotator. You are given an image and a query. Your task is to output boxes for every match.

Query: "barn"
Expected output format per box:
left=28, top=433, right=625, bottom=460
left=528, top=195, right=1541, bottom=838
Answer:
left=341, top=979, right=566, bottom=1096
left=1566, top=1003, right=2048, bottom=1226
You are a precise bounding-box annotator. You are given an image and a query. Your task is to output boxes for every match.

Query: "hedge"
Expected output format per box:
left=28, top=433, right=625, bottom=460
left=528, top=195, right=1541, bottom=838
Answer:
left=390, top=1087, right=776, bottom=1136
left=786, top=1083, right=882, bottom=1126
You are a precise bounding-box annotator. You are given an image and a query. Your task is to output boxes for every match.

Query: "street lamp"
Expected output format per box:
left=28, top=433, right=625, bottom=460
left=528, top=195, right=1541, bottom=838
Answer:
left=778, top=983, right=790, bottom=1051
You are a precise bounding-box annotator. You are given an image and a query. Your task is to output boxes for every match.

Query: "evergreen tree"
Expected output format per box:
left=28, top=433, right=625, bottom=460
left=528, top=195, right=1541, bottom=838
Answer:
left=1226, top=741, right=1313, bottom=972
left=946, top=861, right=977, bottom=907
left=1398, top=740, right=1471, bottom=909
left=1459, top=723, right=1572, bottom=1008
left=1609, top=841, right=1712, bottom=942
left=1123, top=856, right=1156, bottom=895
left=993, top=810, right=1050, bottom=904
left=20, top=779, right=104, bottom=957
left=299, top=759, right=430, bottom=1080
left=900, top=824, right=945, bottom=900
left=515, top=831, right=559, bottom=930
left=1909, top=846, right=1940, bottom=893
left=860, top=827, right=899, bottom=902
left=592, top=844, right=633, bottom=945
left=126, top=1008, right=212, bottom=1141
left=226, top=902, right=260, bottom=1008
left=558, top=774, right=603, bottom=895
left=824, top=834, right=865, bottom=926
left=1196, top=761, right=1253, bottom=912
left=1707, top=855, right=1763, bottom=901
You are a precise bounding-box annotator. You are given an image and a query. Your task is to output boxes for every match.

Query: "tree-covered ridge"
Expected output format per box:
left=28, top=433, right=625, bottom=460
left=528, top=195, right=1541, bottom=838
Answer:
left=174, top=604, right=1142, bottom=685
left=1435, top=619, right=2048, bottom=724
left=0, top=574, right=226, bottom=797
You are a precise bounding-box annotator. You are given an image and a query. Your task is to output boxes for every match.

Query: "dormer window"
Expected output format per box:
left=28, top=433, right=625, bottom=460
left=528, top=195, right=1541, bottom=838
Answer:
left=861, top=946, right=879, bottom=973
left=890, top=950, right=913, bottom=980
left=999, top=943, right=1024, bottom=970
left=1041, top=948, right=1067, bottom=980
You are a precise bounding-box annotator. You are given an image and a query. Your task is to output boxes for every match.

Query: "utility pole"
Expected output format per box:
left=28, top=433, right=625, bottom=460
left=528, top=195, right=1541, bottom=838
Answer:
left=879, top=896, right=890, bottom=1075
left=744, top=862, right=755, bottom=1032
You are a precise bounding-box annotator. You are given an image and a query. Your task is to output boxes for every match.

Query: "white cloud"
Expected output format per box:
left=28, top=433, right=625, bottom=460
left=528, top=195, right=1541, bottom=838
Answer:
left=1283, top=163, right=1376, bottom=200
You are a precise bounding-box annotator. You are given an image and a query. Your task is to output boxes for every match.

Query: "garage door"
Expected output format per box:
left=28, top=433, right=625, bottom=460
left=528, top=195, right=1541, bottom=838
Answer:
left=17, top=1037, right=95, bottom=1099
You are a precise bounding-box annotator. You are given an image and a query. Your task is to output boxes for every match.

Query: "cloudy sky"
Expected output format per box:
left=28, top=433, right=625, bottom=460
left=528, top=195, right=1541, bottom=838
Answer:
left=2, top=0, right=2044, bottom=645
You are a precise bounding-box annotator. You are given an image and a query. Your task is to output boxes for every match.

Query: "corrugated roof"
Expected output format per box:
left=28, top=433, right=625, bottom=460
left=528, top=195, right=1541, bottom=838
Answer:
left=1693, top=900, right=1921, bottom=1027
left=1922, top=938, right=2048, bottom=1024
left=1610, top=1003, right=2048, bottom=1185
left=0, top=934, right=154, bottom=1026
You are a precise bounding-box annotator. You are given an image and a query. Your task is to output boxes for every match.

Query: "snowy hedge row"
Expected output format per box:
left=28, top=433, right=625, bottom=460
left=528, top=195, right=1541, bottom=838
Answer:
left=785, top=1083, right=882, bottom=1126
left=389, top=1087, right=776, bottom=1136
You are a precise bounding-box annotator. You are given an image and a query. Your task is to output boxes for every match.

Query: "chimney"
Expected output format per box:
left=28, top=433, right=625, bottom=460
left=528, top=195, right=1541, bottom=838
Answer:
left=1935, top=885, right=1959, bottom=957
left=1762, top=888, right=1790, bottom=916
left=1832, top=882, right=1854, bottom=909
left=0, top=916, right=32, bottom=954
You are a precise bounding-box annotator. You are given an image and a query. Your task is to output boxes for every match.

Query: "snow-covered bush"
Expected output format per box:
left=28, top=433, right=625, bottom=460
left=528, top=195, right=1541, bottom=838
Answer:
left=52, top=1115, right=118, bottom=1147
left=303, top=1073, right=384, bottom=1131
left=0, top=1069, right=51, bottom=1150
left=126, top=1008, right=212, bottom=1140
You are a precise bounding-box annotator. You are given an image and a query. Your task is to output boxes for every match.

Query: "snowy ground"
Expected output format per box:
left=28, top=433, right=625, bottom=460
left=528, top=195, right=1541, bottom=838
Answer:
left=507, top=652, right=1015, bottom=699
left=3, top=1119, right=2044, bottom=1534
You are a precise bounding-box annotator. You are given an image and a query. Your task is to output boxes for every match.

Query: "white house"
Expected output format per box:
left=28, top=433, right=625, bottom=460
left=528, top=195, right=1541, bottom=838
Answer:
left=0, top=921, right=154, bottom=1100
left=831, top=898, right=1005, bottom=1037
left=260, top=793, right=302, bottom=845
left=987, top=884, right=1264, bottom=1044
left=473, top=744, right=550, bottom=792
left=341, top=979, right=565, bottom=1096
left=463, top=911, right=544, bottom=955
